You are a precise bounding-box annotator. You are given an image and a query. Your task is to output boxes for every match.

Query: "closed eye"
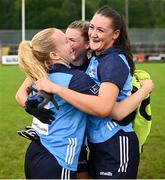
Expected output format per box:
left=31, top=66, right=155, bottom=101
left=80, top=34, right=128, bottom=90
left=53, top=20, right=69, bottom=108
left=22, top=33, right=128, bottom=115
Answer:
left=89, top=24, right=94, bottom=29
left=98, top=28, right=104, bottom=33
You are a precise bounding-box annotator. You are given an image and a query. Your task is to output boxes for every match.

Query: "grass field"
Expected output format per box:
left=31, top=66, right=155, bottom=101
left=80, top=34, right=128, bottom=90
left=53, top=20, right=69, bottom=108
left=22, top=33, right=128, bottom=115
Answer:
left=0, top=63, right=165, bottom=178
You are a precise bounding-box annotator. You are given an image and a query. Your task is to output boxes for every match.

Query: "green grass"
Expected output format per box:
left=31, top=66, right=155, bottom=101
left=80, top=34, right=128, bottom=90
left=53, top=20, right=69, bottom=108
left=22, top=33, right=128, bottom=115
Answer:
left=0, top=63, right=165, bottom=178
left=135, top=63, right=165, bottom=179
left=0, top=65, right=30, bottom=179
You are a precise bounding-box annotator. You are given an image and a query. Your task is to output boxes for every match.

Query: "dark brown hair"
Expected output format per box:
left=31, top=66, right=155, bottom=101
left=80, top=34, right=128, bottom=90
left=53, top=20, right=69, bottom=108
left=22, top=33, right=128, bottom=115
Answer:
left=96, top=5, right=135, bottom=75
left=67, top=20, right=89, bottom=42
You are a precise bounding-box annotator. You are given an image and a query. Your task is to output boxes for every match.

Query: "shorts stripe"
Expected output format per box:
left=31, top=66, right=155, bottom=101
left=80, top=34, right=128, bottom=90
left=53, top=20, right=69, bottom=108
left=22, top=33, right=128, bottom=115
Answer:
left=112, top=121, right=118, bottom=126
left=65, top=138, right=77, bottom=165
left=107, top=122, right=118, bottom=131
left=107, top=122, right=112, bottom=130
left=118, top=136, right=129, bottom=172
left=125, top=136, right=129, bottom=172
left=61, top=167, right=71, bottom=179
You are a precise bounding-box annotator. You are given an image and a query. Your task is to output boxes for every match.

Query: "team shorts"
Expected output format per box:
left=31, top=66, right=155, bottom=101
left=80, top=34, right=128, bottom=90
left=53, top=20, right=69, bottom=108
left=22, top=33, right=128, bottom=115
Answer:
left=88, top=130, right=140, bottom=179
left=77, top=146, right=89, bottom=172
left=24, top=140, right=76, bottom=179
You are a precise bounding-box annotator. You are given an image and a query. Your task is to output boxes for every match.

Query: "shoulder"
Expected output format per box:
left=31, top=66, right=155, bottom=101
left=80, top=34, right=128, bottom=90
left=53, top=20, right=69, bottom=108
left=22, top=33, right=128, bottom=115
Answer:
left=97, top=54, right=130, bottom=89
left=98, top=53, right=129, bottom=75
left=70, top=69, right=96, bottom=86
left=48, top=65, right=88, bottom=88
left=99, top=53, right=128, bottom=69
left=48, top=64, right=99, bottom=95
left=69, top=70, right=99, bottom=95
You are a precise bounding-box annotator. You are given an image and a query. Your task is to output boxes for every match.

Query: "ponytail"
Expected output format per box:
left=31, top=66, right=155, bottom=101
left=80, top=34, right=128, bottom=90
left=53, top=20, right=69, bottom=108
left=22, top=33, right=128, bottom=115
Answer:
left=18, top=41, right=48, bottom=82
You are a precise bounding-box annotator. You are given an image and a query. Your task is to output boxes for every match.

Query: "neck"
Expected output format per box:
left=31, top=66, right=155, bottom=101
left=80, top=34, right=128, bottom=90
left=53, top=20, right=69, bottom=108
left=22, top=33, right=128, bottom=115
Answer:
left=52, top=59, right=70, bottom=67
left=96, top=44, right=114, bottom=56
left=71, top=55, right=87, bottom=66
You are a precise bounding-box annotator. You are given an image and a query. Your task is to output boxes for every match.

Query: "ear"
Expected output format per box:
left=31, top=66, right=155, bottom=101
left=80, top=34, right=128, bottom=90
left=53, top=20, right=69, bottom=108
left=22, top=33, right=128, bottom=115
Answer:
left=112, top=29, right=120, bottom=40
left=49, top=51, right=60, bottom=60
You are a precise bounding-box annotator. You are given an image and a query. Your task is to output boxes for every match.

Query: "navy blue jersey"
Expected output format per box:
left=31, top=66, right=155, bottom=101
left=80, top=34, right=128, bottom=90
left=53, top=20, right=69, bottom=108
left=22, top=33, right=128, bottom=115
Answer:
left=70, top=58, right=90, bottom=72
left=31, top=64, right=99, bottom=171
left=86, top=46, right=133, bottom=143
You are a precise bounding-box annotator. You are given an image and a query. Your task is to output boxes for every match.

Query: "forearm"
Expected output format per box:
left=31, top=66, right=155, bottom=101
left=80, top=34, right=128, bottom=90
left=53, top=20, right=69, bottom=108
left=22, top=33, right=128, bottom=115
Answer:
left=111, top=86, right=150, bottom=120
left=56, top=86, right=116, bottom=117
left=16, top=89, right=28, bottom=107
left=36, top=81, right=118, bottom=118
left=15, top=78, right=32, bottom=107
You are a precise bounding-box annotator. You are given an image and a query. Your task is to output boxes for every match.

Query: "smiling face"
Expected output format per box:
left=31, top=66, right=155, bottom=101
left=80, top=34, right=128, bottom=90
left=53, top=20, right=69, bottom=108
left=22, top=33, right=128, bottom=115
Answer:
left=65, top=28, right=89, bottom=61
left=88, top=14, right=120, bottom=55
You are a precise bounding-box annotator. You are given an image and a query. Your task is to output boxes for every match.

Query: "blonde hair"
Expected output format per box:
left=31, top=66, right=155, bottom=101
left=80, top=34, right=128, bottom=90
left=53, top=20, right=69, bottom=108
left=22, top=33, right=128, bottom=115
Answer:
left=18, top=28, right=58, bottom=82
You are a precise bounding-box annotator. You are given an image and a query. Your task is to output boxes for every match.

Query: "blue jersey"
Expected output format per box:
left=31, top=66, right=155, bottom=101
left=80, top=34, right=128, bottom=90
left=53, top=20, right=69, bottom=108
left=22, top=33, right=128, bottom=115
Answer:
left=70, top=59, right=90, bottom=149
left=32, top=64, right=99, bottom=171
left=86, top=46, right=134, bottom=143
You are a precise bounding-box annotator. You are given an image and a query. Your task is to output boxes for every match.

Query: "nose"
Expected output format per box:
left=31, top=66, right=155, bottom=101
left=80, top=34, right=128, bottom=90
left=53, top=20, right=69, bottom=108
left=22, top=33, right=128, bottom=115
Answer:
left=89, top=29, right=98, bottom=38
left=67, top=39, right=73, bottom=47
left=70, top=42, right=75, bottom=48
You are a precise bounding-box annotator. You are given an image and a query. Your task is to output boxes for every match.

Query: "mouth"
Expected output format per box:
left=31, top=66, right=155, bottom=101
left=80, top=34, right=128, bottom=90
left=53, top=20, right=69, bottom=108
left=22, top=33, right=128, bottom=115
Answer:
left=69, top=47, right=74, bottom=55
left=70, top=49, right=76, bottom=60
left=90, top=38, right=100, bottom=43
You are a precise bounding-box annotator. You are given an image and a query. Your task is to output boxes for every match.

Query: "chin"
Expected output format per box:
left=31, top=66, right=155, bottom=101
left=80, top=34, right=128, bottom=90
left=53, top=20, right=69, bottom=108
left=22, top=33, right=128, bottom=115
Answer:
left=90, top=47, right=100, bottom=52
left=70, top=54, right=76, bottom=60
left=72, top=58, right=76, bottom=62
left=90, top=43, right=100, bottom=52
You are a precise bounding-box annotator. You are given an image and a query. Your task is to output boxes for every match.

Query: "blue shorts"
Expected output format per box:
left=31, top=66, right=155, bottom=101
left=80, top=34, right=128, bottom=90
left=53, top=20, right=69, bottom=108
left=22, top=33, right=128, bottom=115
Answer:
left=24, top=140, right=76, bottom=179
left=88, top=130, right=140, bottom=179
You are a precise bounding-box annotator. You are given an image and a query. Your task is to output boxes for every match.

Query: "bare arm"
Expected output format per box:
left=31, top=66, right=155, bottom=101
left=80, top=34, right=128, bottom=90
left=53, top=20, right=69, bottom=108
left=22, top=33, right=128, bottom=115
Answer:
left=35, top=79, right=119, bottom=117
left=35, top=78, right=153, bottom=119
left=111, top=79, right=154, bottom=120
left=15, top=77, right=32, bottom=107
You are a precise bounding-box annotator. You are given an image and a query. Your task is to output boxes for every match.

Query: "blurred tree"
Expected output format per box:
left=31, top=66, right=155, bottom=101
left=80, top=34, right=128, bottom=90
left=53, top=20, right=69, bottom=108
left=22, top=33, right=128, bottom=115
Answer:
left=0, top=0, right=165, bottom=29
left=85, top=0, right=98, bottom=20
left=25, top=0, right=63, bottom=29
left=99, top=0, right=125, bottom=15
left=62, top=0, right=82, bottom=29
left=0, top=0, right=20, bottom=29
left=11, top=0, right=21, bottom=29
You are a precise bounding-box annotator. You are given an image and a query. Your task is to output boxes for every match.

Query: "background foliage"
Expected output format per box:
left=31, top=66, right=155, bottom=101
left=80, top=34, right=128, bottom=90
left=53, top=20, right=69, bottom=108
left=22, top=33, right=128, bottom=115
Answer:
left=0, top=0, right=165, bottom=29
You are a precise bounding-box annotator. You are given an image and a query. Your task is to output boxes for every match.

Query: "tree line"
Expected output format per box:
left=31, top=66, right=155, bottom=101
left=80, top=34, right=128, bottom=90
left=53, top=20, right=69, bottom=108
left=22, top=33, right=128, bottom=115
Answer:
left=0, top=0, right=165, bottom=30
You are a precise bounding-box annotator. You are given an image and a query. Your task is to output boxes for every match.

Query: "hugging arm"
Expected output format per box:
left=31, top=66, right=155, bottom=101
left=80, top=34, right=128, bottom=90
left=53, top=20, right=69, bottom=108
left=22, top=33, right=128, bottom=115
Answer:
left=15, top=77, right=55, bottom=124
left=15, top=77, right=32, bottom=107
left=111, top=79, right=153, bottom=120
left=35, top=78, right=153, bottom=120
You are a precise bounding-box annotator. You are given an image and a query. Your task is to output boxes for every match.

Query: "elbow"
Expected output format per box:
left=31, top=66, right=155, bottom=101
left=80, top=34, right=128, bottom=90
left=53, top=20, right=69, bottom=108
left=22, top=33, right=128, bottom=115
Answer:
left=95, top=106, right=113, bottom=118
left=15, top=91, right=25, bottom=107
left=114, top=114, right=124, bottom=121
left=15, top=92, right=21, bottom=106
left=112, top=110, right=126, bottom=121
left=15, top=90, right=22, bottom=103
